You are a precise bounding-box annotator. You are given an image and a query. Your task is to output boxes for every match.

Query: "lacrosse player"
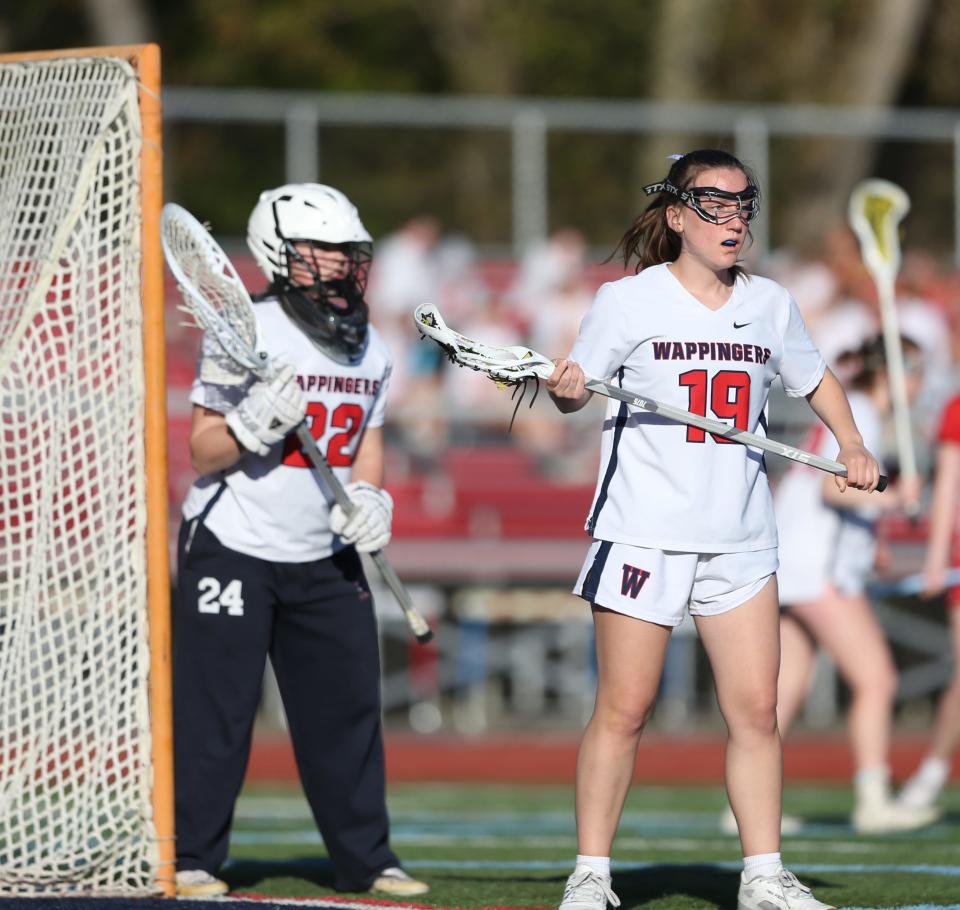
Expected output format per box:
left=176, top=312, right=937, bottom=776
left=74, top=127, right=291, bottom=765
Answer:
left=897, top=389, right=960, bottom=813
left=773, top=336, right=937, bottom=833
left=547, top=149, right=881, bottom=910
left=172, top=184, right=427, bottom=899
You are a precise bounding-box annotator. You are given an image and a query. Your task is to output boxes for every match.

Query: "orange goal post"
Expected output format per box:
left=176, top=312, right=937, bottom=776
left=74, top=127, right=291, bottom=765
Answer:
left=0, top=44, right=173, bottom=896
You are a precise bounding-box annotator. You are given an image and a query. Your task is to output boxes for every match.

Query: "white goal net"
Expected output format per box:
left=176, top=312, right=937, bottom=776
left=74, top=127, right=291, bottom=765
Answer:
left=0, top=51, right=162, bottom=894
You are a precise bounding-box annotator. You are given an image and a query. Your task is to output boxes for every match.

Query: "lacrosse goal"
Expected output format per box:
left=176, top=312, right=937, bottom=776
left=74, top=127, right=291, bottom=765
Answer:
left=0, top=45, right=173, bottom=895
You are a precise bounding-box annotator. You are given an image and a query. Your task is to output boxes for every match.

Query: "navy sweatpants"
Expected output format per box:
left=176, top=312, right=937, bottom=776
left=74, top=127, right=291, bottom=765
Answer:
left=173, top=520, right=399, bottom=891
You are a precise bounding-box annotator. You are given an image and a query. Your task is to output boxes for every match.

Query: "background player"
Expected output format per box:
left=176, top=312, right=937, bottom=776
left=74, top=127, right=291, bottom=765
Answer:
left=546, top=149, right=880, bottom=910
left=173, top=183, right=428, bottom=899
left=897, top=390, right=960, bottom=812
left=773, top=336, right=936, bottom=833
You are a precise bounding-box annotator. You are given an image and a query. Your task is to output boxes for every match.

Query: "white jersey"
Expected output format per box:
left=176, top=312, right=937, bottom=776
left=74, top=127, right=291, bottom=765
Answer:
left=182, top=298, right=391, bottom=562
left=571, top=263, right=825, bottom=553
left=775, top=391, right=883, bottom=603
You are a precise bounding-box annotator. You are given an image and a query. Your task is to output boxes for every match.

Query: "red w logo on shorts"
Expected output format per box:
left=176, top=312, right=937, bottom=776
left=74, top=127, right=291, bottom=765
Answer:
left=620, top=563, right=651, bottom=599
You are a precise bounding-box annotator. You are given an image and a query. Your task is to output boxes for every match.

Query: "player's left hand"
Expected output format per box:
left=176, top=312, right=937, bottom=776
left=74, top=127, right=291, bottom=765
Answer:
left=331, top=481, right=394, bottom=553
left=835, top=440, right=881, bottom=492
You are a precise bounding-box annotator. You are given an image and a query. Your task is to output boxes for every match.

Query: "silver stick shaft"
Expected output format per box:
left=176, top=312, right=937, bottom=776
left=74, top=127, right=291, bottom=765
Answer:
left=583, top=378, right=888, bottom=492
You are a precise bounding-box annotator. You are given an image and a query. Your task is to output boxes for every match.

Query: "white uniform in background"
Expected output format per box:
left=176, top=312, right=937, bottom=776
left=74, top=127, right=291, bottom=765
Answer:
left=570, top=263, right=825, bottom=625
left=183, top=298, right=391, bottom=563
left=775, top=391, right=884, bottom=604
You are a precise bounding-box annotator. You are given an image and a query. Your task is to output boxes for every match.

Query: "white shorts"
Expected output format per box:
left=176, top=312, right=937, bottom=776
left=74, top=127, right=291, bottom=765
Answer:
left=573, top=540, right=779, bottom=627
left=777, top=512, right=876, bottom=605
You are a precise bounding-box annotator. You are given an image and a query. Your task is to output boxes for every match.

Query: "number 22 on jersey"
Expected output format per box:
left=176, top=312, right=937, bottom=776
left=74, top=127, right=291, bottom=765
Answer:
left=282, top=401, right=364, bottom=467
left=679, top=369, right=751, bottom=443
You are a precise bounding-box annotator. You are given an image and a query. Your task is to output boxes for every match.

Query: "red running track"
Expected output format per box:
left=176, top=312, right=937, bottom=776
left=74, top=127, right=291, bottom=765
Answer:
left=246, top=732, right=953, bottom=785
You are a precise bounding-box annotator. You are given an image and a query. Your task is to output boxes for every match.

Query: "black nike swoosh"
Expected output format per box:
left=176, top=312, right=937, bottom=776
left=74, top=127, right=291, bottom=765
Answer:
left=733, top=322, right=750, bottom=329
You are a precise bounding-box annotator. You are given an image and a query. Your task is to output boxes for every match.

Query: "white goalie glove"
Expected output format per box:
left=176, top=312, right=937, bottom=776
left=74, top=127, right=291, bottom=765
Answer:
left=225, top=364, right=307, bottom=456
left=330, top=481, right=394, bottom=553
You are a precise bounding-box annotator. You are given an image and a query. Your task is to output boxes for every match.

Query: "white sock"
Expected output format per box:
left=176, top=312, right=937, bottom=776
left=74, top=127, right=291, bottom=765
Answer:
left=743, top=852, right=782, bottom=881
left=854, top=765, right=888, bottom=786
left=575, top=855, right=611, bottom=878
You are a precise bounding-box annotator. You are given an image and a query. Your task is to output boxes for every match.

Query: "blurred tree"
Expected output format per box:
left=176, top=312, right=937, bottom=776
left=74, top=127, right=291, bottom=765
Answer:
left=635, top=0, right=722, bottom=213
left=1, top=0, right=956, bottom=256
left=85, top=0, right=154, bottom=45
left=777, top=0, right=931, bottom=251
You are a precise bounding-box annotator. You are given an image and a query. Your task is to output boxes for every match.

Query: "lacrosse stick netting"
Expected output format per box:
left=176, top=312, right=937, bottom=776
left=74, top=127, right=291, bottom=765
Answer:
left=161, top=203, right=433, bottom=643
left=414, top=302, right=887, bottom=491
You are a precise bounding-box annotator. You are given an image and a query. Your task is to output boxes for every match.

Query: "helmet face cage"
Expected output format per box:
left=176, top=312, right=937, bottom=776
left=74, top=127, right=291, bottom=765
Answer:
left=643, top=179, right=760, bottom=225
left=281, top=235, right=373, bottom=309
left=277, top=237, right=373, bottom=365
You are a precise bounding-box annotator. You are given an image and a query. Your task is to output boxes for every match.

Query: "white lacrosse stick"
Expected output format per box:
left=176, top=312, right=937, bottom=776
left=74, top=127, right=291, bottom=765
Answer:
left=849, top=179, right=916, bottom=504
left=868, top=567, right=960, bottom=599
left=414, top=302, right=888, bottom=491
left=162, top=203, right=433, bottom=644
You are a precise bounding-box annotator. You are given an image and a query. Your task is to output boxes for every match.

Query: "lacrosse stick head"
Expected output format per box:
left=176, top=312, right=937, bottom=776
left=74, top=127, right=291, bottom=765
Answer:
left=414, top=303, right=555, bottom=386
left=161, top=203, right=269, bottom=375
left=848, top=179, right=911, bottom=282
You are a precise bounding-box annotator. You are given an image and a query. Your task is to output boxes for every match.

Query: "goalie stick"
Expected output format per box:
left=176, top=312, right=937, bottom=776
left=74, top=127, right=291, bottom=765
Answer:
left=414, top=302, right=887, bottom=492
left=161, top=202, right=433, bottom=644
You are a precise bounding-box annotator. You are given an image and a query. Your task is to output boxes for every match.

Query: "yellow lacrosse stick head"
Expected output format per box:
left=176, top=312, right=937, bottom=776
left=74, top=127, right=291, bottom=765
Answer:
left=848, top=179, right=910, bottom=281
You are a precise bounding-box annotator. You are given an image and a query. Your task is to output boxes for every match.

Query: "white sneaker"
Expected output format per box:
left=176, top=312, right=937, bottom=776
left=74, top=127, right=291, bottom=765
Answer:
left=175, top=869, right=229, bottom=897
left=720, top=805, right=804, bottom=835
left=558, top=867, right=621, bottom=910
left=852, top=799, right=941, bottom=833
left=370, top=866, right=430, bottom=896
left=897, top=761, right=949, bottom=811
left=737, top=867, right=835, bottom=910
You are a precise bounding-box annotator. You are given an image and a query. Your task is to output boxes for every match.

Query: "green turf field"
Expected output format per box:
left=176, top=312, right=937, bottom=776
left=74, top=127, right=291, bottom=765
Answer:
left=222, top=781, right=960, bottom=909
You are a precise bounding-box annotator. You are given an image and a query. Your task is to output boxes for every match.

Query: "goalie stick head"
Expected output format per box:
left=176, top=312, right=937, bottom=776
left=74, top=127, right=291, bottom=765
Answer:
left=247, top=183, right=373, bottom=365
left=161, top=203, right=268, bottom=375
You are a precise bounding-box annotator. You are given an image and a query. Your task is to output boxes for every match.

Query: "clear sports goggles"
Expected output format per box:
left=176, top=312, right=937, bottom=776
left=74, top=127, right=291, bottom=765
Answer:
left=643, top=179, right=761, bottom=225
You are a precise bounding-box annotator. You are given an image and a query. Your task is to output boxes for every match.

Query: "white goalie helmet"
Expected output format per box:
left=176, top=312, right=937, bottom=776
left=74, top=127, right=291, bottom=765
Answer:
left=247, top=183, right=372, bottom=281
left=247, top=183, right=374, bottom=364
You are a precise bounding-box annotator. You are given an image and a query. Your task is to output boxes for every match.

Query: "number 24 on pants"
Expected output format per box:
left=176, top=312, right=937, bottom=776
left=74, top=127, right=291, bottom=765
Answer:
left=197, top=577, right=245, bottom=616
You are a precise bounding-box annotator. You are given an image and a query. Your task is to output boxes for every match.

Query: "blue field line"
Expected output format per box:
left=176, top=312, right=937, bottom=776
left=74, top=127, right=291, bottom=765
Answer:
left=233, top=816, right=950, bottom=843
left=235, top=801, right=955, bottom=843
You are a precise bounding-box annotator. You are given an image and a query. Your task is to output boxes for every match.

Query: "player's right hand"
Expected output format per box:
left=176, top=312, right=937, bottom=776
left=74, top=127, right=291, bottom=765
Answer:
left=546, top=358, right=586, bottom=400
left=225, top=364, right=307, bottom=456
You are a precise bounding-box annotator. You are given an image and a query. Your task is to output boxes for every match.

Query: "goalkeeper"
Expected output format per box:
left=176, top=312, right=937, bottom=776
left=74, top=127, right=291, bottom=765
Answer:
left=172, top=183, right=427, bottom=899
